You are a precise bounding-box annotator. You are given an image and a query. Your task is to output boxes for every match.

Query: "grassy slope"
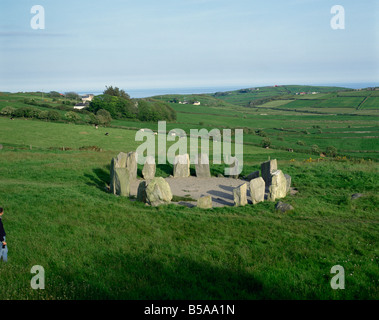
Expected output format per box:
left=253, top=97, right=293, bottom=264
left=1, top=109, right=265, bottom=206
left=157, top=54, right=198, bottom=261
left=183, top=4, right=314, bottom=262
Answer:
left=0, top=118, right=378, bottom=300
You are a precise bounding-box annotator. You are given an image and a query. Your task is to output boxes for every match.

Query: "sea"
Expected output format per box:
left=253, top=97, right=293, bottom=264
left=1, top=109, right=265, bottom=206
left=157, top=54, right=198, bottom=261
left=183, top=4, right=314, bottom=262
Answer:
left=78, top=83, right=378, bottom=99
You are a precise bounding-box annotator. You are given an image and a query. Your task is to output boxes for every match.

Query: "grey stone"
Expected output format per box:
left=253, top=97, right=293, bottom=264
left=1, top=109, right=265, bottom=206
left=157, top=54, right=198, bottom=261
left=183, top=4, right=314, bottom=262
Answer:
left=197, top=196, right=213, bottom=209
left=284, top=174, right=292, bottom=194
left=195, top=153, right=211, bottom=178
left=142, top=156, right=156, bottom=180
left=268, top=170, right=287, bottom=202
left=261, top=159, right=278, bottom=186
left=173, top=154, right=190, bottom=178
left=250, top=177, right=265, bottom=204
left=290, top=187, right=299, bottom=196
left=126, top=151, right=138, bottom=181
left=351, top=193, right=364, bottom=200
left=0, top=144, right=3, bottom=150
left=229, top=157, right=240, bottom=179
left=275, top=201, right=294, bottom=213
left=137, top=177, right=173, bottom=207
left=233, top=183, right=248, bottom=207
left=110, top=167, right=130, bottom=197
left=245, top=171, right=260, bottom=181
left=110, top=152, right=128, bottom=191
left=217, top=173, right=224, bottom=178
left=110, top=152, right=127, bottom=178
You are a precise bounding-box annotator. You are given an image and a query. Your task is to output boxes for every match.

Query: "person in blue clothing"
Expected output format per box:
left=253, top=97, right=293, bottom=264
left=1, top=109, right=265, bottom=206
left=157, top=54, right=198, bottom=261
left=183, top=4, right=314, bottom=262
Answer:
left=0, top=207, right=7, bottom=262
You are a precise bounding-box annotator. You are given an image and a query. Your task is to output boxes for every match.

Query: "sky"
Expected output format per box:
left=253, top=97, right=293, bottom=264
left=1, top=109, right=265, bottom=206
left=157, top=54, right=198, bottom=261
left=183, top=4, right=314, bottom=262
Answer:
left=0, top=0, right=378, bottom=93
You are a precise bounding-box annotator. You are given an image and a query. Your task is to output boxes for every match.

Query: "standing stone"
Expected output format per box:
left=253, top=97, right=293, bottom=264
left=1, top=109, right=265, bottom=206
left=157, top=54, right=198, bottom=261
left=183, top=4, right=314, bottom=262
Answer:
left=245, top=171, right=260, bottom=181
left=137, top=177, right=173, bottom=206
left=250, top=177, right=265, bottom=204
left=284, top=174, right=291, bottom=194
left=195, top=153, right=211, bottom=178
left=261, top=159, right=278, bottom=187
left=173, top=154, right=190, bottom=178
left=268, top=170, right=287, bottom=202
left=126, top=151, right=138, bottom=181
left=229, top=157, right=240, bottom=179
left=110, top=152, right=128, bottom=191
left=110, top=168, right=130, bottom=197
left=233, top=183, right=248, bottom=207
left=110, top=152, right=127, bottom=174
left=197, top=196, right=213, bottom=209
left=0, top=144, right=3, bottom=150
left=142, top=156, right=156, bottom=180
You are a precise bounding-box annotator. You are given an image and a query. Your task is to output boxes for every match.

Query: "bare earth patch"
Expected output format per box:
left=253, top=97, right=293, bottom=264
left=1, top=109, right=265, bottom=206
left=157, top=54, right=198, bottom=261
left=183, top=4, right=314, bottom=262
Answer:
left=130, top=177, right=253, bottom=208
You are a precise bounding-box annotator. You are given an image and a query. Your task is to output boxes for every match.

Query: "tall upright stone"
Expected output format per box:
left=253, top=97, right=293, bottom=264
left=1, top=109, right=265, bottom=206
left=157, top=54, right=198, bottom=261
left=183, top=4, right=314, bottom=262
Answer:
left=110, top=167, right=130, bottom=197
left=173, top=154, right=190, bottom=178
left=142, top=156, right=156, bottom=180
left=261, top=159, right=278, bottom=187
left=268, top=170, right=287, bottom=202
left=229, top=156, right=240, bottom=179
left=137, top=177, right=173, bottom=207
left=110, top=152, right=128, bottom=191
left=233, top=183, right=248, bottom=207
left=284, top=174, right=292, bottom=194
left=126, top=151, right=138, bottom=181
left=245, top=171, right=260, bottom=181
left=195, top=153, right=211, bottom=178
left=250, top=177, right=265, bottom=204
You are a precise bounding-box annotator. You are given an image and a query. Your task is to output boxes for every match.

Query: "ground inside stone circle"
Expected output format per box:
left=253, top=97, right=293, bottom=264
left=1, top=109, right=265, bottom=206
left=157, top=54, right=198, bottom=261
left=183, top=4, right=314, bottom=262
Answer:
left=130, top=177, right=266, bottom=208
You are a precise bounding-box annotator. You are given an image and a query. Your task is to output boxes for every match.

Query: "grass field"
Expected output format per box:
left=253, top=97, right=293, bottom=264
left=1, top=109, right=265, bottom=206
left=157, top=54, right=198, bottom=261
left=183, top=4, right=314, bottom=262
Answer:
left=361, top=97, right=379, bottom=110
left=0, top=86, right=378, bottom=300
left=0, top=116, right=378, bottom=300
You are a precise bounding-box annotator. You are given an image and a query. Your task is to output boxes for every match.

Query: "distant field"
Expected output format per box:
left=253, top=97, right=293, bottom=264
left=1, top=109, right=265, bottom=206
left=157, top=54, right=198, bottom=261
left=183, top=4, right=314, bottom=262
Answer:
left=337, top=91, right=373, bottom=97
left=361, top=97, right=379, bottom=109
left=315, top=97, right=365, bottom=108
left=276, top=100, right=319, bottom=109
left=257, top=100, right=292, bottom=108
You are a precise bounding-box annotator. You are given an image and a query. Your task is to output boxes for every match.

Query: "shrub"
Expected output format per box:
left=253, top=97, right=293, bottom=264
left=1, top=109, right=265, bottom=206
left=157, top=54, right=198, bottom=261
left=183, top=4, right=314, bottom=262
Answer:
left=65, top=111, right=81, bottom=123
left=13, top=107, right=40, bottom=118
left=0, top=106, right=16, bottom=116
left=261, top=137, right=271, bottom=148
left=37, top=111, right=49, bottom=120
left=297, top=140, right=305, bottom=146
left=311, top=144, right=320, bottom=154
left=326, top=146, right=338, bottom=157
left=255, top=130, right=267, bottom=137
left=96, top=109, right=112, bottom=126
left=47, top=110, right=61, bottom=121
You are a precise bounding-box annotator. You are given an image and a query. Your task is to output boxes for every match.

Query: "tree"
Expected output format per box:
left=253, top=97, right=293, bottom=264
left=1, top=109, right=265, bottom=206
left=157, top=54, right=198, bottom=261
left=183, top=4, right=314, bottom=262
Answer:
left=65, top=92, right=80, bottom=100
left=49, top=91, right=62, bottom=98
left=103, top=86, right=130, bottom=100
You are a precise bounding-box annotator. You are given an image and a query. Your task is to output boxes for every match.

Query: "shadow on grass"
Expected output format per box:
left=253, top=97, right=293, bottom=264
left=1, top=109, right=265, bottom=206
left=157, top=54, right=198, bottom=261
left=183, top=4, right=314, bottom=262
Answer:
left=84, top=168, right=110, bottom=192
left=156, top=163, right=172, bottom=177
left=55, top=253, right=276, bottom=300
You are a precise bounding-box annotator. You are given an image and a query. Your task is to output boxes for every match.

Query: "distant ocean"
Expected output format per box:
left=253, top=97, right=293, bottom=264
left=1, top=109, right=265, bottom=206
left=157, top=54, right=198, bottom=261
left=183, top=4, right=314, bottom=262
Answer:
left=78, top=83, right=378, bottom=98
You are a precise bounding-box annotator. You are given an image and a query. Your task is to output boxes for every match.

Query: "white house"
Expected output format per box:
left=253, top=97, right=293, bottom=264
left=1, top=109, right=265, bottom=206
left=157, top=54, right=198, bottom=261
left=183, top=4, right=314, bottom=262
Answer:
left=81, top=94, right=94, bottom=103
left=74, top=103, right=87, bottom=110
left=193, top=101, right=201, bottom=106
